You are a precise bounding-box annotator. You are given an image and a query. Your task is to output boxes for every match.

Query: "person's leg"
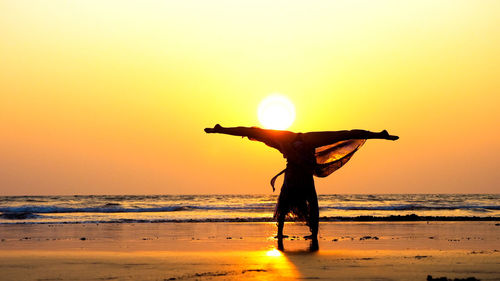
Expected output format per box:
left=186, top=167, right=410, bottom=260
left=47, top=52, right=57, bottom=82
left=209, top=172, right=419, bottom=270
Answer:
left=277, top=236, right=284, bottom=251
left=275, top=184, right=290, bottom=239
left=306, top=187, right=319, bottom=239
left=309, top=210, right=319, bottom=238
left=276, top=213, right=288, bottom=238
left=309, top=237, right=319, bottom=252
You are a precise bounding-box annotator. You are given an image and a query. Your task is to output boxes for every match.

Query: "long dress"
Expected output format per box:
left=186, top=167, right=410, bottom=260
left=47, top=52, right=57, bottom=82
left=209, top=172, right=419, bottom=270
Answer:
left=271, top=133, right=366, bottom=232
left=241, top=127, right=366, bottom=231
left=274, top=133, right=318, bottom=232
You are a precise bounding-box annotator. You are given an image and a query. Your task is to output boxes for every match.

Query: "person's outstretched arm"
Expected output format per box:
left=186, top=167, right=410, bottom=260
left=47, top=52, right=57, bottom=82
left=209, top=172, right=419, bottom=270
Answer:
left=303, top=129, right=398, bottom=148
left=204, top=124, right=294, bottom=150
left=205, top=124, right=259, bottom=138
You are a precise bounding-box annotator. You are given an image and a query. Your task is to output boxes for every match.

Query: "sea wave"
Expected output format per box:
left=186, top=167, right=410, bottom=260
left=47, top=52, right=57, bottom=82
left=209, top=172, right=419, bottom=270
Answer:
left=0, top=212, right=45, bottom=220
left=0, top=205, right=274, bottom=214
left=1, top=203, right=499, bottom=215
left=0, top=205, right=191, bottom=214
left=321, top=205, right=500, bottom=211
left=0, top=214, right=499, bottom=224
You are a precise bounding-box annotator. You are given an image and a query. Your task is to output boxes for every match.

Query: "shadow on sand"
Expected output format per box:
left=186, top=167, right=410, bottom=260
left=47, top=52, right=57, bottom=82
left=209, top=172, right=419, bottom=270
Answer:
left=277, top=237, right=319, bottom=253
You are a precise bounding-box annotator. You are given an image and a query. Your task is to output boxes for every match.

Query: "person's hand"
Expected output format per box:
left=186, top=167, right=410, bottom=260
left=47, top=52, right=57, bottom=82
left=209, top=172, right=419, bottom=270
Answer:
left=204, top=124, right=222, bottom=133
left=380, top=130, right=399, bottom=141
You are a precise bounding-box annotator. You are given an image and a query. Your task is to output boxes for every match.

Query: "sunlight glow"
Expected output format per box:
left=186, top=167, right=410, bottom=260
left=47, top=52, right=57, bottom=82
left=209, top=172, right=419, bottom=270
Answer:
left=266, top=248, right=282, bottom=257
left=254, top=249, right=298, bottom=279
left=1, top=1, right=498, bottom=194
left=257, top=94, right=296, bottom=130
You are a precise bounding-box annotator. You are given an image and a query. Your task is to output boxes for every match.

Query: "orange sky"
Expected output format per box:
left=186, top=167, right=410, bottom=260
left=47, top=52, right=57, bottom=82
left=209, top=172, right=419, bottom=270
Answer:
left=1, top=0, right=499, bottom=195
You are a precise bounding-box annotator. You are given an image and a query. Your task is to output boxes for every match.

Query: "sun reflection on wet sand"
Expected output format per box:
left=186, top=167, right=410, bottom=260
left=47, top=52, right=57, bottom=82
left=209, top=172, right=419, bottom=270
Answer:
left=250, top=247, right=299, bottom=280
left=266, top=248, right=282, bottom=257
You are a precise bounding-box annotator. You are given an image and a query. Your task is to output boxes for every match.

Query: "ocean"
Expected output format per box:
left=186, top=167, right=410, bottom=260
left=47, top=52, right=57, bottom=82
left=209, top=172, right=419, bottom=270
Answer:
left=0, top=194, right=498, bottom=224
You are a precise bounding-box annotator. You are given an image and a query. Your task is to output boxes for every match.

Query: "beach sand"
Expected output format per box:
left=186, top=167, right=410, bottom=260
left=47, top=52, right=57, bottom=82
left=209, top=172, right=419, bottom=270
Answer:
left=0, top=222, right=499, bottom=280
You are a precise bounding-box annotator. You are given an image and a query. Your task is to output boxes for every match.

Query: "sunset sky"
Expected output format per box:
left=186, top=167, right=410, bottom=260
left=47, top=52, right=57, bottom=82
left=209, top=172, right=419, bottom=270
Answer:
left=1, top=0, right=498, bottom=195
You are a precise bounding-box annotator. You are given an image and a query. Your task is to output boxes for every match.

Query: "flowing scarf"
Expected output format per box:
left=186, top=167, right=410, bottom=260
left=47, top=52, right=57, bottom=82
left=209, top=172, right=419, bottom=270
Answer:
left=270, top=139, right=366, bottom=191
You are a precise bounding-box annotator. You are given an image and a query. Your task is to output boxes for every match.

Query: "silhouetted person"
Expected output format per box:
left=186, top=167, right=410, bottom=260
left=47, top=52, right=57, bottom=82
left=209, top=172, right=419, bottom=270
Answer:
left=204, top=124, right=398, bottom=241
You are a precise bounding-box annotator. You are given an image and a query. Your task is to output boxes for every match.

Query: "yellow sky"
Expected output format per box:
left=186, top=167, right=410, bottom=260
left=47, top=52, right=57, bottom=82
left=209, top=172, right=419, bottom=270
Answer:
left=1, top=0, right=499, bottom=195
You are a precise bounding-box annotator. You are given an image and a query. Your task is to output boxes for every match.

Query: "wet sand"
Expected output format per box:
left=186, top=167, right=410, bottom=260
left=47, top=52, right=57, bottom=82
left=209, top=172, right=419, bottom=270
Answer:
left=0, top=222, right=499, bottom=280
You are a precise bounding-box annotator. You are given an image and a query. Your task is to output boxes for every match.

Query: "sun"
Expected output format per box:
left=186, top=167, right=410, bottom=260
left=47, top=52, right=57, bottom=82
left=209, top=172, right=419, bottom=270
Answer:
left=257, top=94, right=296, bottom=130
